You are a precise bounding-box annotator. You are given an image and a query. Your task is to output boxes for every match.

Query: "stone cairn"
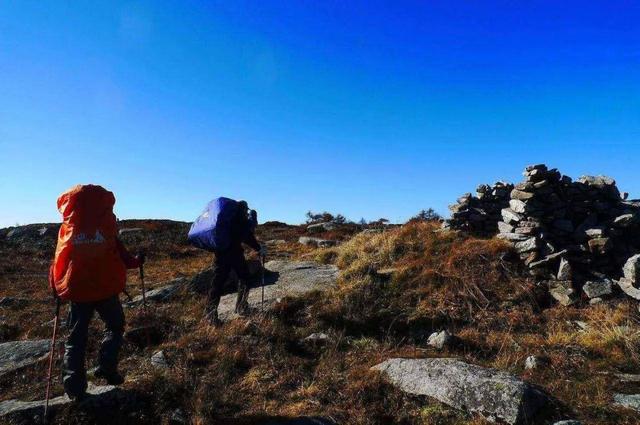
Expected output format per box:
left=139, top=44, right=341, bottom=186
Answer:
left=443, top=182, right=514, bottom=236
left=444, top=164, right=640, bottom=306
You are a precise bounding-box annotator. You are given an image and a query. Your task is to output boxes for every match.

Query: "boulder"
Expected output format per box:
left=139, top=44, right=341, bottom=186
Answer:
left=514, top=237, right=538, bottom=254
left=0, top=339, right=50, bottom=377
left=372, top=358, right=548, bottom=424
left=0, top=384, right=123, bottom=421
left=216, top=261, right=338, bottom=321
left=299, top=237, right=336, bottom=247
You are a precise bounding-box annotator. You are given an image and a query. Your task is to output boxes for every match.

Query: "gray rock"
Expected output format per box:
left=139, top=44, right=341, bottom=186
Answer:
left=303, top=333, right=330, bottom=344
left=623, top=254, right=640, bottom=284
left=0, top=384, right=122, bottom=420
left=613, top=214, right=636, bottom=228
left=509, top=199, right=529, bottom=214
left=587, top=237, right=612, bottom=254
left=556, top=258, right=572, bottom=281
left=501, top=208, right=523, bottom=224
left=215, top=261, right=338, bottom=321
left=549, top=281, right=577, bottom=306
left=497, top=232, right=530, bottom=242
left=169, top=408, right=188, bottom=424
left=589, top=297, right=603, bottom=305
left=524, top=356, right=542, bottom=370
left=0, top=297, right=29, bottom=308
left=510, top=189, right=535, bottom=201
left=307, top=222, right=336, bottom=233
left=372, top=358, right=548, bottom=424
left=613, top=393, right=640, bottom=412
left=528, top=250, right=568, bottom=269
left=582, top=280, right=612, bottom=298
left=552, top=421, right=582, bottom=425
left=616, top=278, right=640, bottom=300
left=299, top=237, right=336, bottom=247
left=584, top=228, right=605, bottom=238
left=128, top=278, right=186, bottom=306
left=614, top=373, right=640, bottom=383
left=427, top=330, right=453, bottom=350
left=514, top=237, right=538, bottom=253
left=0, top=339, right=50, bottom=377
left=150, top=350, right=169, bottom=369
left=498, top=221, right=515, bottom=234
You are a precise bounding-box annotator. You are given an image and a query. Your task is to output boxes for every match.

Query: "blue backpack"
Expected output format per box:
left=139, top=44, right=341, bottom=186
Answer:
left=188, top=197, right=239, bottom=252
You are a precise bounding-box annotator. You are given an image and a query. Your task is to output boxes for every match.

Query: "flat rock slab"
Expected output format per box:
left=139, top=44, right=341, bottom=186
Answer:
left=0, top=339, right=50, bottom=376
left=613, top=393, right=640, bottom=412
left=218, top=261, right=338, bottom=320
left=372, top=358, right=547, bottom=425
left=0, top=385, right=121, bottom=420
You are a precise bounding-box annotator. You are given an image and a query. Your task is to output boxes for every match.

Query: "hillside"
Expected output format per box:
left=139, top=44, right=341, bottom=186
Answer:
left=1, top=209, right=640, bottom=424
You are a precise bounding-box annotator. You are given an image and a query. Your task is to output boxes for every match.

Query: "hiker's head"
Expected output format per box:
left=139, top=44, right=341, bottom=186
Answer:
left=238, top=200, right=249, bottom=212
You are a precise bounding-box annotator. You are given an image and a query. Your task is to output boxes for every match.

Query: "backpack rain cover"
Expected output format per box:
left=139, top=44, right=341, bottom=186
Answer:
left=188, top=197, right=238, bottom=252
left=50, top=185, right=127, bottom=302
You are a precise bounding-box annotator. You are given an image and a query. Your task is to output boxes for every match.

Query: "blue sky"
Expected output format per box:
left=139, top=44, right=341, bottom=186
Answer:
left=1, top=1, right=638, bottom=226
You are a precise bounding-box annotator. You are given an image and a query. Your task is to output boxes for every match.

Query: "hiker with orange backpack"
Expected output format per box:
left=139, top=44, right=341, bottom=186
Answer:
left=49, top=185, right=144, bottom=400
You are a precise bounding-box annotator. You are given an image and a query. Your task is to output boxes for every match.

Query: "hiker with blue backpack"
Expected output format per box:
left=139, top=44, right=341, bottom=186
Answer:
left=188, top=198, right=265, bottom=326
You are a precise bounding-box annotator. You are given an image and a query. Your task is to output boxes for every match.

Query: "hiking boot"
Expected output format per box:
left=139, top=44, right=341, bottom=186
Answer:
left=93, top=368, right=125, bottom=385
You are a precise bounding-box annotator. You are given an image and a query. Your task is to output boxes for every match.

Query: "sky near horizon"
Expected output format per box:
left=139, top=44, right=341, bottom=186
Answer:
left=1, top=1, right=639, bottom=227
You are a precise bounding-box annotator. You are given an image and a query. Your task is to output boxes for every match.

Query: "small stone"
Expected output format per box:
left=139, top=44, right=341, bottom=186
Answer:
left=549, top=281, right=577, bottom=306
left=552, top=421, right=582, bottom=425
left=584, top=228, right=604, bottom=238
left=556, top=258, right=572, bottom=281
left=150, top=350, right=169, bottom=369
left=588, top=238, right=612, bottom=255
left=497, top=232, right=530, bottom=242
left=427, top=330, right=453, bottom=350
left=303, top=333, right=330, bottom=344
left=623, top=254, right=640, bottom=284
left=582, top=280, right=612, bottom=298
left=514, top=237, right=538, bottom=253
left=498, top=221, right=515, bottom=234
left=589, top=297, right=603, bottom=305
left=613, top=214, right=636, bottom=228
left=509, top=199, right=529, bottom=214
left=501, top=208, right=523, bottom=224
left=524, top=355, right=541, bottom=370
left=511, top=189, right=535, bottom=201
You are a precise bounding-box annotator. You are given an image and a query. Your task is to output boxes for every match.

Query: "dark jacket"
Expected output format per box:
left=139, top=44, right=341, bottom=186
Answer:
left=228, top=209, right=261, bottom=252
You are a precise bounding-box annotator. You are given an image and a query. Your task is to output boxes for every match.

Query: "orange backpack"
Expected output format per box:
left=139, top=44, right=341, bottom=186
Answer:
left=50, top=185, right=126, bottom=302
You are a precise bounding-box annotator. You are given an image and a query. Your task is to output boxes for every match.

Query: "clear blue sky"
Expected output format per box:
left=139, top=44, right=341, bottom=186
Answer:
left=1, top=1, right=638, bottom=227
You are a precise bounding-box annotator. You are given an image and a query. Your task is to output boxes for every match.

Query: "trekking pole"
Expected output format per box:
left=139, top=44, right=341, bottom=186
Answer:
left=43, top=296, right=61, bottom=424
left=138, top=254, right=147, bottom=312
left=261, top=254, right=266, bottom=312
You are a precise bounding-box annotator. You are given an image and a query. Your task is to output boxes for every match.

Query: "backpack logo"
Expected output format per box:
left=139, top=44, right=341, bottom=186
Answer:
left=73, top=231, right=106, bottom=245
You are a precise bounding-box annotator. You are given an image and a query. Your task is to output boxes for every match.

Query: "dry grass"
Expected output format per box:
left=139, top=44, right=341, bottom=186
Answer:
left=2, top=220, right=640, bottom=424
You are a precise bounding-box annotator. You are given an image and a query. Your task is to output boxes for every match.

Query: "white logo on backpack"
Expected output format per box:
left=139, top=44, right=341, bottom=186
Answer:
left=73, top=231, right=106, bottom=245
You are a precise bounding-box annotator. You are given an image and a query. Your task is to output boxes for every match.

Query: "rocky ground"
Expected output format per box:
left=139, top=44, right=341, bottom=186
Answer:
left=1, top=215, right=640, bottom=424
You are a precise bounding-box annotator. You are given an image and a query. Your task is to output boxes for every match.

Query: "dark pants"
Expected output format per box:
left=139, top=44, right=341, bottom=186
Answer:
left=206, top=246, right=251, bottom=319
left=63, top=295, right=124, bottom=397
